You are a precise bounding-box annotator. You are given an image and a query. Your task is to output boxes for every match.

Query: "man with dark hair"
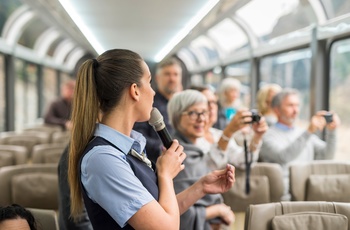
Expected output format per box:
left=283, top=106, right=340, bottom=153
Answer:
left=133, top=58, right=183, bottom=163
left=259, top=88, right=340, bottom=200
left=0, top=204, right=37, bottom=230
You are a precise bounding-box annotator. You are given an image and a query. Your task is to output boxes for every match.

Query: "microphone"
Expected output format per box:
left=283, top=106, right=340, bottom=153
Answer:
left=148, top=107, right=173, bottom=149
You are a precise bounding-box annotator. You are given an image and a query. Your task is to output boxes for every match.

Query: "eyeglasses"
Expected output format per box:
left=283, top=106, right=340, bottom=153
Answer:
left=182, top=110, right=209, bottom=120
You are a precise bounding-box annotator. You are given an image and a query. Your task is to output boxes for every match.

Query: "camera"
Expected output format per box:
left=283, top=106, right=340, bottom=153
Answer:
left=323, top=112, right=333, bottom=123
left=247, top=109, right=261, bottom=124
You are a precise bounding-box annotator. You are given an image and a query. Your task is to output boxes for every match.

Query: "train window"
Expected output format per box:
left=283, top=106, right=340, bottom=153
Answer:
left=188, top=35, right=219, bottom=65
left=329, top=38, right=350, bottom=160
left=236, top=0, right=317, bottom=43
left=18, top=17, right=48, bottom=49
left=260, top=48, right=311, bottom=125
left=14, top=59, right=38, bottom=130
left=0, top=0, right=22, bottom=35
left=207, top=18, right=248, bottom=57
left=0, top=54, right=4, bottom=132
left=42, top=67, right=58, bottom=117
left=319, top=0, right=350, bottom=20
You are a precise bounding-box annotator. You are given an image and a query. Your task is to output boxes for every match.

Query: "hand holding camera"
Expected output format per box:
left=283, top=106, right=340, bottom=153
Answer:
left=308, top=111, right=340, bottom=133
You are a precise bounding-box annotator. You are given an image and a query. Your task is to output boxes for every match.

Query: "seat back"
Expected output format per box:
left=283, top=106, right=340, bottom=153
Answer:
left=32, top=143, right=66, bottom=164
left=0, top=145, right=28, bottom=165
left=289, top=160, right=350, bottom=201
left=28, top=208, right=59, bottom=230
left=0, top=164, right=58, bottom=210
left=223, top=162, right=284, bottom=212
left=244, top=201, right=350, bottom=230
left=24, top=124, right=63, bottom=143
left=0, top=131, right=50, bottom=157
left=51, top=131, right=70, bottom=145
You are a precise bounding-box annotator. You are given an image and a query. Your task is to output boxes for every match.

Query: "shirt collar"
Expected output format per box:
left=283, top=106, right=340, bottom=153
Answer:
left=275, top=122, right=294, bottom=131
left=94, top=123, right=147, bottom=155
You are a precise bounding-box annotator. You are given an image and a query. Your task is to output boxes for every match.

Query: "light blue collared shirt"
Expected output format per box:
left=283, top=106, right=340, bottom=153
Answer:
left=275, top=122, right=294, bottom=131
left=81, top=123, right=154, bottom=227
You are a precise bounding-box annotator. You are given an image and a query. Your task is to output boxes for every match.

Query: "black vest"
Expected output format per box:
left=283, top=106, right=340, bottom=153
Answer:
left=80, top=136, right=159, bottom=230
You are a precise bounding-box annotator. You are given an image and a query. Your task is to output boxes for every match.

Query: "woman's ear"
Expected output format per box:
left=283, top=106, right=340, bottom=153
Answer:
left=130, top=83, right=140, bottom=101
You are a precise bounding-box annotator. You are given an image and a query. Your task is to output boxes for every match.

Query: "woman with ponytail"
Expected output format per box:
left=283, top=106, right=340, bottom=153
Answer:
left=68, top=49, right=235, bottom=230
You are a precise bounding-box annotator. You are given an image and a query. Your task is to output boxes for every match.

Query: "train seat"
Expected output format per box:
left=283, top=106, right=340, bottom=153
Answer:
left=0, top=164, right=58, bottom=210
left=51, top=131, right=70, bottom=145
left=0, top=131, right=51, bottom=158
left=222, top=162, right=284, bottom=212
left=0, top=145, right=28, bottom=166
left=289, top=160, right=350, bottom=202
left=244, top=201, right=350, bottom=230
left=28, top=208, right=59, bottom=230
left=24, top=124, right=63, bottom=143
left=32, top=143, right=66, bottom=164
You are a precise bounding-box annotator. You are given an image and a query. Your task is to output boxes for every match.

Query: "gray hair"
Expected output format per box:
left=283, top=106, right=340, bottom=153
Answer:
left=218, top=77, right=241, bottom=106
left=271, top=88, right=300, bottom=108
left=167, top=89, right=207, bottom=131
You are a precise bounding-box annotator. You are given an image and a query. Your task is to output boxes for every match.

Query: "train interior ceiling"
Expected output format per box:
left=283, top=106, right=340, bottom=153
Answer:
left=1, top=0, right=350, bottom=156
left=0, top=2, right=350, bottom=152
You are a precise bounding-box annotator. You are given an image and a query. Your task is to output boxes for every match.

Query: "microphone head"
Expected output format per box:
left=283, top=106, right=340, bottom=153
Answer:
left=148, top=108, right=166, bottom=131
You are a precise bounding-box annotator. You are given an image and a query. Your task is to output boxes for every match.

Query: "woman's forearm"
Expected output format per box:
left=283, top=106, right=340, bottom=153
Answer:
left=176, top=180, right=205, bottom=214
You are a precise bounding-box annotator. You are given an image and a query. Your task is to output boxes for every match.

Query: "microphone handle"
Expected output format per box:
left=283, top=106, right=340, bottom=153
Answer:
left=156, top=129, right=173, bottom=149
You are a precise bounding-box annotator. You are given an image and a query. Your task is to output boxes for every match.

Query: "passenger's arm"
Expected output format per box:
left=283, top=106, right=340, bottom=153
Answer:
left=176, top=164, right=235, bottom=214
left=259, top=129, right=313, bottom=164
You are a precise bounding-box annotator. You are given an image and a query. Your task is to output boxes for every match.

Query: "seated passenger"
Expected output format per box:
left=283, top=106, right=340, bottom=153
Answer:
left=0, top=204, right=38, bottom=230
left=191, top=85, right=268, bottom=170
left=44, top=79, right=75, bottom=130
left=214, top=78, right=243, bottom=130
left=168, top=89, right=235, bottom=230
left=256, top=83, right=282, bottom=126
left=259, top=88, right=340, bottom=200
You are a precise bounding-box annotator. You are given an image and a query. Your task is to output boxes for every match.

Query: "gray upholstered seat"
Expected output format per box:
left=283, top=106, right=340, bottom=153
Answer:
left=244, top=201, right=350, bottom=230
left=32, top=143, right=66, bottom=164
left=0, top=145, right=28, bottom=165
left=28, top=208, right=59, bottom=230
left=289, top=160, right=350, bottom=202
left=223, top=162, right=284, bottom=212
left=0, top=164, right=58, bottom=210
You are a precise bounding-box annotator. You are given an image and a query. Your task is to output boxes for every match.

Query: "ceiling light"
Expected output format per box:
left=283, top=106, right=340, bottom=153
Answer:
left=154, top=0, right=220, bottom=62
left=58, top=0, right=105, bottom=54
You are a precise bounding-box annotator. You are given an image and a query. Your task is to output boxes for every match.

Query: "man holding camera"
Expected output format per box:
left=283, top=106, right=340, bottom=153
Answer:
left=259, top=88, right=340, bottom=201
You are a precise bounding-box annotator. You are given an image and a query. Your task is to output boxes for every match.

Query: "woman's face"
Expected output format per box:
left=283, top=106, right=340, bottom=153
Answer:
left=201, top=89, right=218, bottom=126
left=138, top=61, right=155, bottom=121
left=224, top=88, right=239, bottom=104
left=178, top=102, right=208, bottom=143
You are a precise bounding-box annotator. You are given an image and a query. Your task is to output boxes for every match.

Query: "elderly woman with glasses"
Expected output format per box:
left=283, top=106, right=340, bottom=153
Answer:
left=190, top=85, right=268, bottom=170
left=168, top=89, right=235, bottom=230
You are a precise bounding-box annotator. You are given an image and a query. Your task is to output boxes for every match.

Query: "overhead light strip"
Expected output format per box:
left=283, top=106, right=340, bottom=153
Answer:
left=154, top=0, right=220, bottom=62
left=58, top=0, right=105, bottom=54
